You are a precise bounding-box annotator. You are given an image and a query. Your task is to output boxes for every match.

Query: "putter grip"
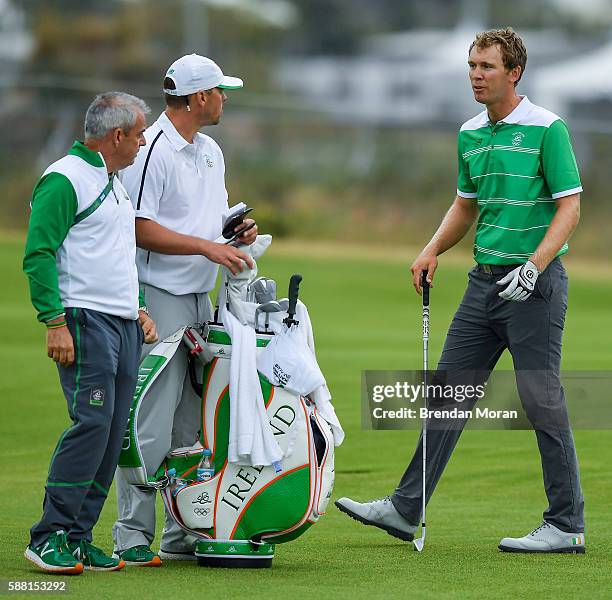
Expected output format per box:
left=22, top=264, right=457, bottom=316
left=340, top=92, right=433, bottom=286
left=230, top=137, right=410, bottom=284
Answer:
left=287, top=274, right=303, bottom=316
left=421, top=270, right=430, bottom=306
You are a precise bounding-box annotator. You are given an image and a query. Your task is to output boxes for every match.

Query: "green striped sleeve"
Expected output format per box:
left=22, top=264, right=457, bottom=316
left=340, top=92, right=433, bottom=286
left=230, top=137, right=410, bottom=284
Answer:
left=541, top=119, right=582, bottom=198
left=23, top=172, right=78, bottom=322
left=457, top=131, right=478, bottom=197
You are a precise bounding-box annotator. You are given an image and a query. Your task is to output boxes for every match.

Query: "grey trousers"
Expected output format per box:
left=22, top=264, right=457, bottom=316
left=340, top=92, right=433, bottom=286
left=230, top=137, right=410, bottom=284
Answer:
left=112, top=284, right=213, bottom=553
left=391, top=258, right=584, bottom=533
left=30, top=308, right=142, bottom=547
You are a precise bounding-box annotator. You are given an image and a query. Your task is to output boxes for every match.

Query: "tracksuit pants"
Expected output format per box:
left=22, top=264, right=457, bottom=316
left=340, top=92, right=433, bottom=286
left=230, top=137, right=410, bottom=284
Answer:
left=391, top=258, right=585, bottom=533
left=30, top=308, right=142, bottom=547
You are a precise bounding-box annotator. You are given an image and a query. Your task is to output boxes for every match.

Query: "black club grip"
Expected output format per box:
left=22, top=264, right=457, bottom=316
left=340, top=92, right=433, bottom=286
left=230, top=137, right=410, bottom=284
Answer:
left=421, top=270, right=430, bottom=306
left=287, top=274, right=303, bottom=319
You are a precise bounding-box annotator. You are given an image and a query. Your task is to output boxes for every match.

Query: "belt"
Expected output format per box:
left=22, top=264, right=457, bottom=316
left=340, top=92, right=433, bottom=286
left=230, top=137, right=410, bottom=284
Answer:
left=476, top=263, right=521, bottom=275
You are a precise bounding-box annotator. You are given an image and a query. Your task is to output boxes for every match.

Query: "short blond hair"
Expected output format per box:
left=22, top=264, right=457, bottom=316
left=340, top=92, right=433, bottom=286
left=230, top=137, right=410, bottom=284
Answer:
left=470, top=27, right=528, bottom=85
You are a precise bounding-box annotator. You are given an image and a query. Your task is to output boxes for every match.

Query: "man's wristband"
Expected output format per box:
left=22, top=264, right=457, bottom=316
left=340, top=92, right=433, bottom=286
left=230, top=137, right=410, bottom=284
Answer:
left=138, top=306, right=149, bottom=315
left=45, top=313, right=67, bottom=328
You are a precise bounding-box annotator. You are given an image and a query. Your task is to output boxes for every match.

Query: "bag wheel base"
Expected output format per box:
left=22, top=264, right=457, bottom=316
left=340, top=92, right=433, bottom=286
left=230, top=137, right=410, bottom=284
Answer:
left=195, top=540, right=274, bottom=569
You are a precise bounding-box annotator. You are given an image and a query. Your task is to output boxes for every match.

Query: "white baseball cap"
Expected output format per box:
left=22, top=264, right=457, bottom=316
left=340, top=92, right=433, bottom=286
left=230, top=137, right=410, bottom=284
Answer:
left=163, top=54, right=243, bottom=96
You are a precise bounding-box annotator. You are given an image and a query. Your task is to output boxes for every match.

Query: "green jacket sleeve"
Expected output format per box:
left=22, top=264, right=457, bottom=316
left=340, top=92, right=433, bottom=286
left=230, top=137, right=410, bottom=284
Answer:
left=138, top=287, right=146, bottom=310
left=23, top=172, right=78, bottom=322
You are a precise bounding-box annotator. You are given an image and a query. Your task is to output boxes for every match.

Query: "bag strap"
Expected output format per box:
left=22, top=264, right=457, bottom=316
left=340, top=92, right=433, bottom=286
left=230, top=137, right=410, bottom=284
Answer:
left=73, top=174, right=115, bottom=225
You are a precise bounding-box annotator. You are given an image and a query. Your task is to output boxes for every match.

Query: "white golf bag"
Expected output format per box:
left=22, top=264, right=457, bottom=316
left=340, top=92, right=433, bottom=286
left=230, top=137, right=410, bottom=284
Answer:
left=118, top=235, right=342, bottom=567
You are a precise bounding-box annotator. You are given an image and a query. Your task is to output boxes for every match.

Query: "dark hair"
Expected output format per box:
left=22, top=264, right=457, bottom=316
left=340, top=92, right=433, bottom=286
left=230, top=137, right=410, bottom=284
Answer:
left=163, top=77, right=190, bottom=109
left=470, top=27, right=528, bottom=85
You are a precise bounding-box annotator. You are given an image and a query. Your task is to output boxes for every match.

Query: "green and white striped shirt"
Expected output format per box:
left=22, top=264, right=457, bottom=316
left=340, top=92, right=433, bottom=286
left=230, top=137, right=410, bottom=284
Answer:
left=457, top=96, right=582, bottom=265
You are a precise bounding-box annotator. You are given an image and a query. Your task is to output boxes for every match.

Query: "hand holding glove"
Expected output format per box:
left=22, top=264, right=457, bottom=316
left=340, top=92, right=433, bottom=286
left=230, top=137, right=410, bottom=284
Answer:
left=496, top=260, right=540, bottom=302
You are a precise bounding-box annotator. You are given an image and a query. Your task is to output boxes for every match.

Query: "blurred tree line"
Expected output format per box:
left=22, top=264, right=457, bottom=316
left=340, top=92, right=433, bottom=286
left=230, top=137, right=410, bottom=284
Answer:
left=2, top=0, right=612, bottom=256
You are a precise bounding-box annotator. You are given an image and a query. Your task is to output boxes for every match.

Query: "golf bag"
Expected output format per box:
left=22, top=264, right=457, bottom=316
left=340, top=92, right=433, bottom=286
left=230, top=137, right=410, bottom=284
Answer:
left=118, top=237, right=340, bottom=567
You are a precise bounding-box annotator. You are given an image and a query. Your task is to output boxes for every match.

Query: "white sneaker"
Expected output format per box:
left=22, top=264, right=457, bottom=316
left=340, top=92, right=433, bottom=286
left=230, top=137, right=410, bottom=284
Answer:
left=158, top=548, right=196, bottom=561
left=335, top=496, right=416, bottom=541
left=499, top=522, right=585, bottom=554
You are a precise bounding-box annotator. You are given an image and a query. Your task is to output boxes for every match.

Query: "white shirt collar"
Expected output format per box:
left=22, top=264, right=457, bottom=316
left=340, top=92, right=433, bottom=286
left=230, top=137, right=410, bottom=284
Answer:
left=157, top=112, right=191, bottom=152
left=491, top=96, right=533, bottom=125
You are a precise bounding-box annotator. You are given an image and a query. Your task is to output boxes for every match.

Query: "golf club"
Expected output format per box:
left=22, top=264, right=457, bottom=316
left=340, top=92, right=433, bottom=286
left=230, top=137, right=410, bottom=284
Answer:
left=248, top=277, right=277, bottom=304
left=413, top=269, right=429, bottom=552
left=283, top=274, right=303, bottom=327
left=255, top=300, right=282, bottom=331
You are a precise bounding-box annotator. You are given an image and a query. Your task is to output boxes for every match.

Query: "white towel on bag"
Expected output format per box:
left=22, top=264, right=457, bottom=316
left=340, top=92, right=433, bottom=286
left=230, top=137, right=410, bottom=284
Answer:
left=220, top=304, right=283, bottom=469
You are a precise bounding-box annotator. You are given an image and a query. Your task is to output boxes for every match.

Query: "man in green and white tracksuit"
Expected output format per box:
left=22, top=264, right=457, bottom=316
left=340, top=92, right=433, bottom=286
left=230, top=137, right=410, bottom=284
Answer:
left=337, top=28, right=586, bottom=553
left=23, top=92, right=157, bottom=574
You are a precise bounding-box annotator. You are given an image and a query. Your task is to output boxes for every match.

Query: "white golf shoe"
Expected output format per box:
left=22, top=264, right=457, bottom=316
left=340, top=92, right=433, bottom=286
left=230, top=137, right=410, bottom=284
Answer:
left=158, top=548, right=196, bottom=561
left=335, top=496, right=417, bottom=541
left=499, top=521, right=585, bottom=554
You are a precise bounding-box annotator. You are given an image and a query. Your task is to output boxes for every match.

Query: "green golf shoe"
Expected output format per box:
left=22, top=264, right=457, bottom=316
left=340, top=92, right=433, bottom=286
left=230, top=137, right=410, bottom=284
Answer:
left=113, top=545, right=162, bottom=567
left=24, top=530, right=84, bottom=575
left=68, top=540, right=125, bottom=571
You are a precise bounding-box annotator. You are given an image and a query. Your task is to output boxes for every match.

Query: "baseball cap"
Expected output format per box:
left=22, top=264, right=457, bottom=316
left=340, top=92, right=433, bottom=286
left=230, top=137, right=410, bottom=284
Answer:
left=163, top=54, right=243, bottom=96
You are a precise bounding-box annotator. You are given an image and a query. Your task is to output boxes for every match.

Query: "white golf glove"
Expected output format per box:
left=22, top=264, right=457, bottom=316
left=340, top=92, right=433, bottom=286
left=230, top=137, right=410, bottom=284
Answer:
left=496, top=260, right=539, bottom=302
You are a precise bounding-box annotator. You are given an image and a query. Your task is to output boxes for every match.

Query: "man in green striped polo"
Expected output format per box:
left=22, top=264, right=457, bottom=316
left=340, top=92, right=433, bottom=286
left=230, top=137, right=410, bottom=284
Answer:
left=336, top=28, right=585, bottom=554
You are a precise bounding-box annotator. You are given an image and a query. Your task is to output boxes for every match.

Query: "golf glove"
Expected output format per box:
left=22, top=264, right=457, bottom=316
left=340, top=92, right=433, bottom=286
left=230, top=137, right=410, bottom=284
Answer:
left=496, top=261, right=539, bottom=302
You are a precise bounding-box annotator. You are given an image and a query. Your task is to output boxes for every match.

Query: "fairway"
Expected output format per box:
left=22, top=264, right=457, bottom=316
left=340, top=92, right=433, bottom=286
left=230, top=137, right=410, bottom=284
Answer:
left=1, top=235, right=611, bottom=599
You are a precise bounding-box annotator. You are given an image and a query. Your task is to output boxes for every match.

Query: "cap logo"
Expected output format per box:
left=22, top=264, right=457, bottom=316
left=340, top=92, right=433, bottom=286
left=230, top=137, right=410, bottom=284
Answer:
left=168, top=68, right=175, bottom=75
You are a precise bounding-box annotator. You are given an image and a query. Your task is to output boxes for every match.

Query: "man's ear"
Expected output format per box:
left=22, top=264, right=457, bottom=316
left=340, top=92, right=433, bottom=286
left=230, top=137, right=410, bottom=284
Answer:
left=196, top=91, right=208, bottom=107
left=510, top=65, right=522, bottom=85
left=112, top=127, right=123, bottom=148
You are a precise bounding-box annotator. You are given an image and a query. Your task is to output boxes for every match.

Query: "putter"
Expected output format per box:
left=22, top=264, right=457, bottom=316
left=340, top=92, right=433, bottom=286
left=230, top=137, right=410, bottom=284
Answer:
left=413, top=270, right=429, bottom=553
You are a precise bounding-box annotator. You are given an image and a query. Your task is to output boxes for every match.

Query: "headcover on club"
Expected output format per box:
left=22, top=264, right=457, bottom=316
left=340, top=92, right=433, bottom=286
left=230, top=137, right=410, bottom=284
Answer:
left=182, top=327, right=214, bottom=365
left=248, top=277, right=277, bottom=304
left=222, top=234, right=273, bottom=325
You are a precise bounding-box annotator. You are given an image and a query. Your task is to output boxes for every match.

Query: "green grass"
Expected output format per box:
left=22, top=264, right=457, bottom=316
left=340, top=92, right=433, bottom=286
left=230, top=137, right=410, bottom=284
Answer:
left=1, top=235, right=611, bottom=599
